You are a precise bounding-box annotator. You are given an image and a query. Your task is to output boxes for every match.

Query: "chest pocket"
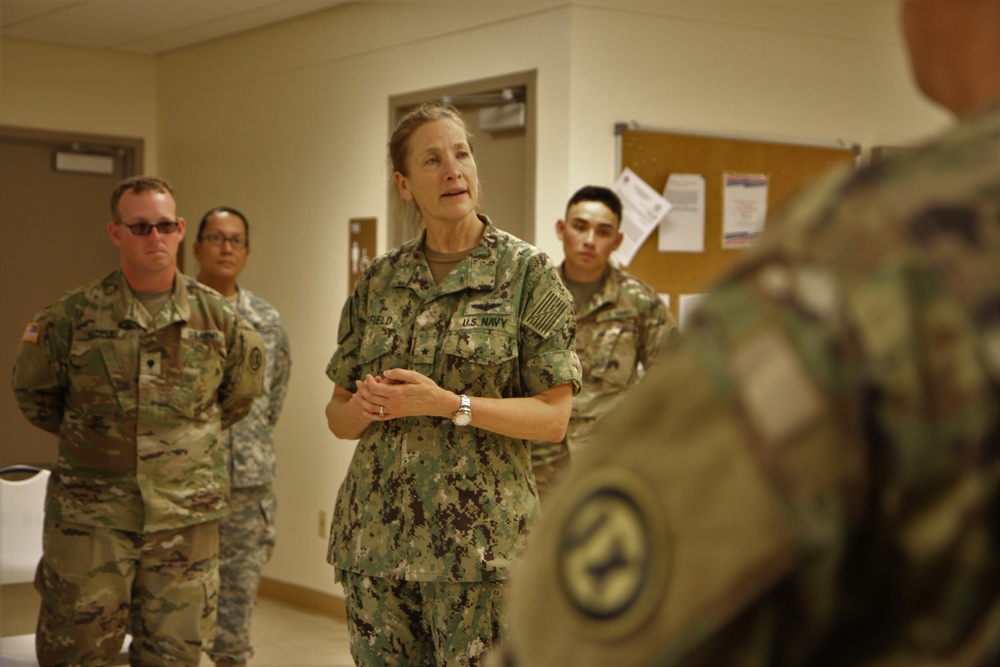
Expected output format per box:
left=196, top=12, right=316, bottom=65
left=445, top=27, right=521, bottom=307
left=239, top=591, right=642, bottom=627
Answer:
left=442, top=330, right=518, bottom=396
left=589, top=323, right=639, bottom=387
left=359, top=328, right=398, bottom=377
left=167, top=330, right=227, bottom=418
left=68, top=335, right=135, bottom=415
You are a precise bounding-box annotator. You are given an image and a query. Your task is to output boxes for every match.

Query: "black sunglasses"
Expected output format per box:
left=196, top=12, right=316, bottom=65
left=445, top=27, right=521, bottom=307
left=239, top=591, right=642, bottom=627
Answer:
left=115, top=220, right=180, bottom=236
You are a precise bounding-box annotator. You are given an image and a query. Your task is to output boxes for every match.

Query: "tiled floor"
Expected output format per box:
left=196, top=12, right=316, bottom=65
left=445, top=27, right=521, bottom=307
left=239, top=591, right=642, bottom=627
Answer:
left=199, top=597, right=354, bottom=667
left=0, top=584, right=557, bottom=667
left=0, top=591, right=352, bottom=667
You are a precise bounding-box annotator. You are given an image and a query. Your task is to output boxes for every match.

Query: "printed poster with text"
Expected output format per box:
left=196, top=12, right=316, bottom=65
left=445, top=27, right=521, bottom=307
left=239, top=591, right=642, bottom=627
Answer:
left=722, top=172, right=769, bottom=248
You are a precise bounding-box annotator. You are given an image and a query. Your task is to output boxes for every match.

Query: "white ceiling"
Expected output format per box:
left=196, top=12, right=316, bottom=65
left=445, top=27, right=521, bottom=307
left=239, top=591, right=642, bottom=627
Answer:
left=0, top=0, right=352, bottom=55
left=0, top=1, right=901, bottom=57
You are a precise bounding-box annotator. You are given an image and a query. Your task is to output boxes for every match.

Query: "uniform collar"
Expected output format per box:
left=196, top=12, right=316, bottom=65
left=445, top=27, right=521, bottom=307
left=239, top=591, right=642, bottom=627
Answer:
left=562, top=263, right=620, bottom=315
left=112, top=268, right=190, bottom=329
left=391, top=214, right=500, bottom=300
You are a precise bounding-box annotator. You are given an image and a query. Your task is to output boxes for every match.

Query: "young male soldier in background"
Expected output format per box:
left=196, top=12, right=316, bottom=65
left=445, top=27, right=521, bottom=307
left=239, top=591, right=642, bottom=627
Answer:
left=504, top=0, right=1000, bottom=664
left=531, top=186, right=678, bottom=499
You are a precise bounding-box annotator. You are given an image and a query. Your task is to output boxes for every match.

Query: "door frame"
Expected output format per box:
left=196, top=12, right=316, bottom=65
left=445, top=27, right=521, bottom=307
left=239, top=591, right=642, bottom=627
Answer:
left=0, top=125, right=143, bottom=176
left=387, top=69, right=537, bottom=249
left=0, top=125, right=161, bottom=269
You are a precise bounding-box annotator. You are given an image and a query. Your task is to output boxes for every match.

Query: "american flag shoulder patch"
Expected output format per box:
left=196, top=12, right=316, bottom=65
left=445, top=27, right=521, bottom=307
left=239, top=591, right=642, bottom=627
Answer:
left=523, top=289, right=571, bottom=338
left=21, top=322, right=41, bottom=344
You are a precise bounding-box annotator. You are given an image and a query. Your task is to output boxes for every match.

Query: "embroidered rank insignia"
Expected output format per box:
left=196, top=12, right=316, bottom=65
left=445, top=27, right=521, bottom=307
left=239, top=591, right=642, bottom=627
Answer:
left=21, top=322, right=40, bottom=344
left=140, top=351, right=162, bottom=376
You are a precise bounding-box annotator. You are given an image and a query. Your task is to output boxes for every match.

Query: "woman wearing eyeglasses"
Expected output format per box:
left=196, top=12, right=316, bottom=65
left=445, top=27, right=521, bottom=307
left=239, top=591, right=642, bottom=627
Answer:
left=193, top=206, right=292, bottom=667
left=12, top=175, right=265, bottom=666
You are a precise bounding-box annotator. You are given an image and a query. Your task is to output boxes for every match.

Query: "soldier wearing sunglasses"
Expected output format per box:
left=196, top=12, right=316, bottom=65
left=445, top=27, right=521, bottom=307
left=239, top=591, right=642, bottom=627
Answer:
left=12, top=175, right=265, bottom=666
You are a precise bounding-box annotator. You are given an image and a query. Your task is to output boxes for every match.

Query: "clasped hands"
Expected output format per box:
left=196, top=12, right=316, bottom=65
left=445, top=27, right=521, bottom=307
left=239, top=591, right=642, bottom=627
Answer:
left=352, top=368, right=450, bottom=422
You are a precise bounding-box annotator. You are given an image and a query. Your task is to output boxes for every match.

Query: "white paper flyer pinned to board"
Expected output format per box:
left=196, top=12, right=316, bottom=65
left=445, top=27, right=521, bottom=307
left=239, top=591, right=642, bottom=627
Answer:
left=659, top=173, right=706, bottom=253
left=611, top=167, right=672, bottom=267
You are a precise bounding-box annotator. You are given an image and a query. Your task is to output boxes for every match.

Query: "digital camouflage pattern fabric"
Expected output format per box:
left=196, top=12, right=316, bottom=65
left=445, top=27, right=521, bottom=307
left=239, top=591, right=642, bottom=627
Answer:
left=504, top=103, right=1000, bottom=666
left=211, top=286, right=289, bottom=663
left=222, top=286, right=291, bottom=489
left=339, top=571, right=507, bottom=666
left=532, top=265, right=678, bottom=480
left=12, top=269, right=264, bottom=534
left=326, top=217, right=582, bottom=583
left=212, top=484, right=276, bottom=662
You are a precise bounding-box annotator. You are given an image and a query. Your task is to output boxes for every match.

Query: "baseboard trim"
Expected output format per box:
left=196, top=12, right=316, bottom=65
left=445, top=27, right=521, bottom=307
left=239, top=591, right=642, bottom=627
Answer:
left=258, top=577, right=346, bottom=620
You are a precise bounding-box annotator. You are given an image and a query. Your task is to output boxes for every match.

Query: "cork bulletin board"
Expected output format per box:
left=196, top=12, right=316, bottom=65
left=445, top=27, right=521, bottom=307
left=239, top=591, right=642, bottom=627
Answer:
left=617, top=125, right=860, bottom=318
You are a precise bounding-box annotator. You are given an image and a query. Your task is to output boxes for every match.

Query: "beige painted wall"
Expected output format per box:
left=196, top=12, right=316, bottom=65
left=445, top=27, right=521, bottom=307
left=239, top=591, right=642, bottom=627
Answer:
left=156, top=1, right=576, bottom=598
left=0, top=39, right=159, bottom=167
left=0, top=0, right=952, bottom=601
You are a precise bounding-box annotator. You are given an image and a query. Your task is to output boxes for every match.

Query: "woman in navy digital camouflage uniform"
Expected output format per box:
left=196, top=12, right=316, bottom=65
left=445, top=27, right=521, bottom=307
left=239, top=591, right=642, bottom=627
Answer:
left=324, top=104, right=581, bottom=666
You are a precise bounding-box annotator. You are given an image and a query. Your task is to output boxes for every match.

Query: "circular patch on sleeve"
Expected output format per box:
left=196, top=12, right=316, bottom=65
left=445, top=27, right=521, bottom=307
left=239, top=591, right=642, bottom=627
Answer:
left=555, top=465, right=671, bottom=640
left=249, top=346, right=264, bottom=372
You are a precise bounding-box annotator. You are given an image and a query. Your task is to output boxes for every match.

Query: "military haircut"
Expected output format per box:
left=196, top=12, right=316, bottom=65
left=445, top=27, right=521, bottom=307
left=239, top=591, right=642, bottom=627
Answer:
left=566, top=185, right=623, bottom=228
left=110, top=175, right=173, bottom=219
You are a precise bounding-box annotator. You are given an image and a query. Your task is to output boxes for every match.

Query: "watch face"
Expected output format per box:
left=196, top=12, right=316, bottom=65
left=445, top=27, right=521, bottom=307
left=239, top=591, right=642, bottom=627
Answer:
left=454, top=411, right=472, bottom=426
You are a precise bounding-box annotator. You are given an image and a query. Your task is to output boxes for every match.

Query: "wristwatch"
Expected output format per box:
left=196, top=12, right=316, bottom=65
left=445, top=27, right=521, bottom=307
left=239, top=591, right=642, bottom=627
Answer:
left=452, top=394, right=472, bottom=426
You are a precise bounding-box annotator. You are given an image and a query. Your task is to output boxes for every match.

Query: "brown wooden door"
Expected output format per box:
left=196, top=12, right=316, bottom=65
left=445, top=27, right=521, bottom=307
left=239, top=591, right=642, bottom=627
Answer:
left=0, top=126, right=142, bottom=467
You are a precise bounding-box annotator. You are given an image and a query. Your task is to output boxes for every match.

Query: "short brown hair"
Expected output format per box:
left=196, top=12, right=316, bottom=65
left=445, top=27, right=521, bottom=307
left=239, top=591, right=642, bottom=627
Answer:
left=110, top=176, right=174, bottom=219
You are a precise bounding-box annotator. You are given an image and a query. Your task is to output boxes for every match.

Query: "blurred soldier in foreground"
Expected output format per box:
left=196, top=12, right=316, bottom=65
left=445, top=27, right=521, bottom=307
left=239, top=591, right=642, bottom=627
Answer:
left=503, top=0, right=1000, bottom=664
